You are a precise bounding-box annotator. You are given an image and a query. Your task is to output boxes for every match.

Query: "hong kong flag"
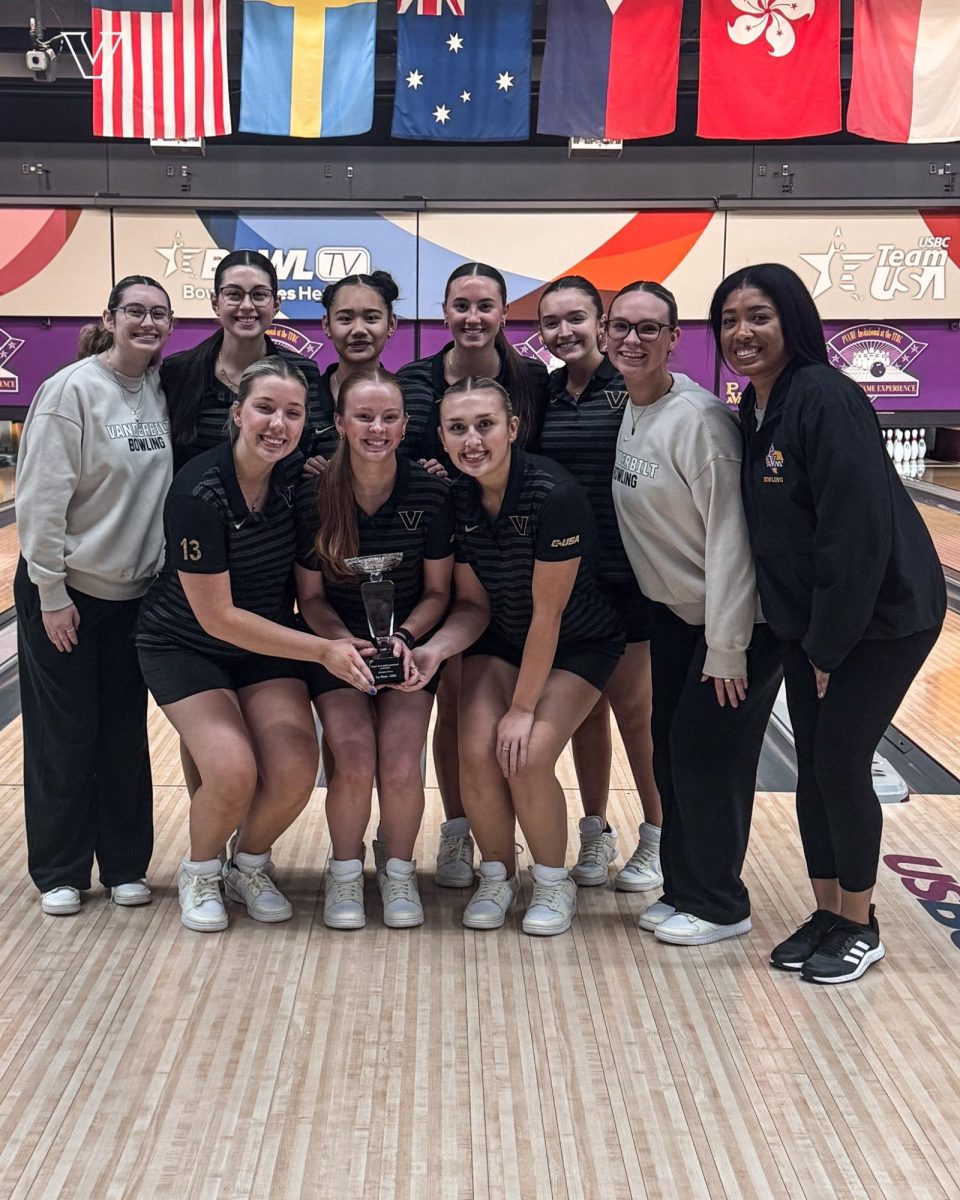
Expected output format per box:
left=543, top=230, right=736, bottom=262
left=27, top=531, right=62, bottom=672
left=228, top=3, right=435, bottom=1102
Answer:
left=697, top=0, right=841, bottom=140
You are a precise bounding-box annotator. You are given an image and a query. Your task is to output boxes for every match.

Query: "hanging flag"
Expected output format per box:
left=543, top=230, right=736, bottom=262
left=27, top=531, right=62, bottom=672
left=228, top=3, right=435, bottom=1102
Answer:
left=392, top=0, right=533, bottom=141
left=91, top=0, right=231, bottom=139
left=847, top=1, right=960, bottom=144
left=697, top=0, right=841, bottom=140
left=398, top=1, right=465, bottom=11
left=239, top=0, right=377, bottom=138
left=538, top=0, right=682, bottom=140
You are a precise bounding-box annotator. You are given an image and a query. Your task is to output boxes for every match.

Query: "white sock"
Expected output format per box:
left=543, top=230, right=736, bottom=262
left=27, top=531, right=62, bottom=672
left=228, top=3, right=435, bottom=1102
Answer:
left=235, top=850, right=270, bottom=873
left=579, top=815, right=605, bottom=836
left=386, top=857, right=416, bottom=877
left=441, top=817, right=470, bottom=838
left=531, top=863, right=569, bottom=886
left=181, top=857, right=221, bottom=877
left=479, top=861, right=509, bottom=882
left=329, top=858, right=363, bottom=881
left=639, top=823, right=661, bottom=845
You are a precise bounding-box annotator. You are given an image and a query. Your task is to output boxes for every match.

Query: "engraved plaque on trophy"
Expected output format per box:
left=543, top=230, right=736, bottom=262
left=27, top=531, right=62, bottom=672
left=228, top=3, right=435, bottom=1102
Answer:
left=344, top=553, right=406, bottom=686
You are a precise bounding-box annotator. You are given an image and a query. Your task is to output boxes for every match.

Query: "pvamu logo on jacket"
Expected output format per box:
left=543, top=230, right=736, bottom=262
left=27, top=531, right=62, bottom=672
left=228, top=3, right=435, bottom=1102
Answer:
left=764, top=443, right=785, bottom=484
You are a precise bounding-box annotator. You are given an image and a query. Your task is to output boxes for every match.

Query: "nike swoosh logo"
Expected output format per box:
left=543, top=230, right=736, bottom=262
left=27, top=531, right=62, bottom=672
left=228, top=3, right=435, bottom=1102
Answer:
left=465, top=524, right=480, bottom=532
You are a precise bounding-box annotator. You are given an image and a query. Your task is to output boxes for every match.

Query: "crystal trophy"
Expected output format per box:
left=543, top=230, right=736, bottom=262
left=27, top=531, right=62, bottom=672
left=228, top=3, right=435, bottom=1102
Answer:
left=344, top=553, right=406, bottom=686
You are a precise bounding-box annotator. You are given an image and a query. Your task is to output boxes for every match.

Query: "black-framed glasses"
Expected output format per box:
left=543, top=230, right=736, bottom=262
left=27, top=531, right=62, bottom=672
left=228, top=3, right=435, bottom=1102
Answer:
left=605, top=318, right=674, bottom=342
left=216, top=285, right=277, bottom=306
left=112, top=303, right=173, bottom=324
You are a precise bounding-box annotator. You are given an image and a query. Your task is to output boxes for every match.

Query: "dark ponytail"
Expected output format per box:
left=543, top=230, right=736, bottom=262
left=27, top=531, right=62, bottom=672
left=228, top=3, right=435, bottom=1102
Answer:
left=77, top=274, right=170, bottom=360
left=321, top=270, right=400, bottom=316
left=444, top=261, right=539, bottom=447
left=314, top=368, right=405, bottom=583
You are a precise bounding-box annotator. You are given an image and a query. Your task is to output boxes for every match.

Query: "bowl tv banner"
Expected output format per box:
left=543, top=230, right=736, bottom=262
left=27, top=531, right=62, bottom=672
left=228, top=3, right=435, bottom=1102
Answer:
left=2, top=207, right=959, bottom=412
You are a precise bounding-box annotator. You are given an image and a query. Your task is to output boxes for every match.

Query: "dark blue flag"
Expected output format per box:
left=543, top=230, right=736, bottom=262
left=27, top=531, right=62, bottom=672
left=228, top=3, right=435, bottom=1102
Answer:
left=392, top=0, right=533, bottom=141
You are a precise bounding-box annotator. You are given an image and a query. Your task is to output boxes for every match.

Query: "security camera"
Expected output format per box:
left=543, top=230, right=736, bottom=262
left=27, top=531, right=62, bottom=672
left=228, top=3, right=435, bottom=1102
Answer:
left=26, top=48, right=54, bottom=72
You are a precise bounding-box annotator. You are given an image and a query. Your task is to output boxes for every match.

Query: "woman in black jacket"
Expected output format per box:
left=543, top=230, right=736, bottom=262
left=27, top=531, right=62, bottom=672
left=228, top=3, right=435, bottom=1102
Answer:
left=710, top=263, right=945, bottom=985
left=161, top=249, right=333, bottom=471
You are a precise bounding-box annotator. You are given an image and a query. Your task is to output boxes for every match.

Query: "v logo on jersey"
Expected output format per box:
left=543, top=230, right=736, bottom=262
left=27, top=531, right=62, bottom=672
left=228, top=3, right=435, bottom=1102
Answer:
left=399, top=509, right=424, bottom=531
left=603, top=390, right=628, bottom=410
left=509, top=515, right=529, bottom=537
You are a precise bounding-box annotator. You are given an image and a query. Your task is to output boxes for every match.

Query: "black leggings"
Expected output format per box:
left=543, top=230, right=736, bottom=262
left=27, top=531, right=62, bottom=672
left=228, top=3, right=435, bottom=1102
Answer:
left=781, top=626, right=941, bottom=893
left=650, top=605, right=783, bottom=925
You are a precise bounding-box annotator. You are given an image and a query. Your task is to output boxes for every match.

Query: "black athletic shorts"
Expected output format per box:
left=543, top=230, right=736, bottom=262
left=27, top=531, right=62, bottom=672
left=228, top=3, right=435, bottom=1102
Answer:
left=139, top=646, right=307, bottom=706
left=601, top=577, right=651, bottom=644
left=464, top=628, right=622, bottom=692
left=304, top=658, right=443, bottom=698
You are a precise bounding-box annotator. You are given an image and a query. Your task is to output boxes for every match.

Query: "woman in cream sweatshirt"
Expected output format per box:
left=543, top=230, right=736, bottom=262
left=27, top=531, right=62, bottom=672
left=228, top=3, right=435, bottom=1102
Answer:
left=15, top=275, right=174, bottom=916
left=609, top=280, right=782, bottom=947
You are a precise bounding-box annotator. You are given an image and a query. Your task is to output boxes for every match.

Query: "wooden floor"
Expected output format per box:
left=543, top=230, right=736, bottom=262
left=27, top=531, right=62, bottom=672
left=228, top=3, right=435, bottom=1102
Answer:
left=1, top=706, right=960, bottom=1199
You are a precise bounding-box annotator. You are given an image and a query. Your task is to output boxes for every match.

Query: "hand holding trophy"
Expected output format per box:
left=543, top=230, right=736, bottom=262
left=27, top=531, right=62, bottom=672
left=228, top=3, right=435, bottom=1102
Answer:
left=344, top=553, right=409, bottom=686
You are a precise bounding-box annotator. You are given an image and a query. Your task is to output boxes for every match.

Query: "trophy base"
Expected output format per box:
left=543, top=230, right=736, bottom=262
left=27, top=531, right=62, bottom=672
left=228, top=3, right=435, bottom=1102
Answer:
left=370, top=655, right=406, bottom=686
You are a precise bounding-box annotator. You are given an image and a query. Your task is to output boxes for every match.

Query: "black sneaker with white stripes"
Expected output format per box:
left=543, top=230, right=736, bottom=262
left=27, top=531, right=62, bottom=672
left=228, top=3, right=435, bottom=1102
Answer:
left=769, top=909, right=837, bottom=971
left=799, top=905, right=885, bottom=985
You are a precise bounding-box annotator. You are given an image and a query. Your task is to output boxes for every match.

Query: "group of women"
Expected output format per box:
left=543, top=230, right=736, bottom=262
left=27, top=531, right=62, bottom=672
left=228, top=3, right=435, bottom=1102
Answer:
left=15, top=248, right=944, bottom=985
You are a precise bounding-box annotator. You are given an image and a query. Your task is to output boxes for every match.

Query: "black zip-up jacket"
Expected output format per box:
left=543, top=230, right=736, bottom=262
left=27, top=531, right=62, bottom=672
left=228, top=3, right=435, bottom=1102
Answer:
left=160, top=330, right=336, bottom=471
left=739, top=360, right=945, bottom=672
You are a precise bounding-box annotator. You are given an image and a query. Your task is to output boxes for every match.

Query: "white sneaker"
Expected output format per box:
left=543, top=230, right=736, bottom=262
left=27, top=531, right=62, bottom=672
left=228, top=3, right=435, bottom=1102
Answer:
left=222, top=855, right=293, bottom=923
left=522, top=869, right=577, bottom=937
left=654, top=911, right=752, bottom=946
left=463, top=864, right=519, bottom=930
left=110, top=879, right=152, bottom=907
left=41, top=886, right=81, bottom=915
left=636, top=900, right=677, bottom=931
left=571, top=816, right=618, bottom=886
left=379, top=859, right=424, bottom=928
left=324, top=860, right=366, bottom=930
left=614, top=835, right=663, bottom=892
left=178, top=864, right=228, bottom=932
left=435, top=824, right=475, bottom=888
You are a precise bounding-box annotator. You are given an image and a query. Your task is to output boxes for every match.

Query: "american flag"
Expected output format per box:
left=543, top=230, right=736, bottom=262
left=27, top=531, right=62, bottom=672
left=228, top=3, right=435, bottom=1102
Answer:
left=397, top=1, right=466, bottom=14
left=91, top=0, right=231, bottom=139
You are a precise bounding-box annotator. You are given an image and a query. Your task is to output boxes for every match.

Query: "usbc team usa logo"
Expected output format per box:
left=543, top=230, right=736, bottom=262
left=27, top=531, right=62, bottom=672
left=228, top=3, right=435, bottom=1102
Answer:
left=0, top=328, right=25, bottom=394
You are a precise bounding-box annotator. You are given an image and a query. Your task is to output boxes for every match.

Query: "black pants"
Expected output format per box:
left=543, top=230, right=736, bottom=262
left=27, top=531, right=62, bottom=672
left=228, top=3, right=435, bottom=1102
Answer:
left=15, top=558, right=154, bottom=892
left=649, top=604, right=782, bottom=925
left=781, top=625, right=940, bottom=893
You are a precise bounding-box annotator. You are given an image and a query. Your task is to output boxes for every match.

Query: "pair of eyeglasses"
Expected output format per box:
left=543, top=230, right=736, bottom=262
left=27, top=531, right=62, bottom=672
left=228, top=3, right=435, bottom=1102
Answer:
left=216, top=286, right=277, bottom=306
left=113, top=304, right=173, bottom=324
left=605, top=319, right=674, bottom=342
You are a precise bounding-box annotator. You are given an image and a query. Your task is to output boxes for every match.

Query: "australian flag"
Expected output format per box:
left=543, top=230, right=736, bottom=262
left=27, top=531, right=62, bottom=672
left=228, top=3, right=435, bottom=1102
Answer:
left=392, top=0, right=533, bottom=141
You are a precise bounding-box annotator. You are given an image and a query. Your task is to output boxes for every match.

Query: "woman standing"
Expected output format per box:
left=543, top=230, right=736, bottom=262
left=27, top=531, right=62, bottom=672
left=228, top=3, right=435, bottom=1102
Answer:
left=313, top=271, right=399, bottom=434
left=398, top=262, right=549, bottom=885
left=536, top=276, right=662, bottom=891
left=438, top=377, right=625, bottom=936
left=711, top=263, right=945, bottom=983
left=609, top=281, right=782, bottom=947
left=161, top=249, right=334, bottom=470
left=16, top=275, right=174, bottom=914
left=296, top=370, right=460, bottom=930
left=137, top=357, right=373, bottom=933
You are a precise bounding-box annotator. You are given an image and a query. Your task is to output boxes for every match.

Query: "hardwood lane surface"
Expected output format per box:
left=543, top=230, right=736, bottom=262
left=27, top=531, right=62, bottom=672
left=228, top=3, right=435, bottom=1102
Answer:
left=0, top=707, right=958, bottom=1198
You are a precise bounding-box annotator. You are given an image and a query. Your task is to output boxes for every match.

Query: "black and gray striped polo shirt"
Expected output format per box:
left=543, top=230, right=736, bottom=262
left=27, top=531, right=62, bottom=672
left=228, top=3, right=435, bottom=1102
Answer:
left=397, top=342, right=549, bottom=468
left=451, top=449, right=624, bottom=651
left=136, top=439, right=301, bottom=659
left=295, top=456, right=455, bottom=640
left=534, top=358, right=633, bottom=584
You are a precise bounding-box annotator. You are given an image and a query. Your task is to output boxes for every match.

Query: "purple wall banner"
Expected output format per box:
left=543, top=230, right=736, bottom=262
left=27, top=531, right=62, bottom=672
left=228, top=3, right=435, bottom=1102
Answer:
left=720, top=320, right=960, bottom=414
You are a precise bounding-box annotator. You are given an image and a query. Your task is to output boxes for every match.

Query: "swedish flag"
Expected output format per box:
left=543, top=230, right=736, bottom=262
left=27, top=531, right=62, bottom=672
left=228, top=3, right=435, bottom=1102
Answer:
left=239, top=0, right=376, bottom=138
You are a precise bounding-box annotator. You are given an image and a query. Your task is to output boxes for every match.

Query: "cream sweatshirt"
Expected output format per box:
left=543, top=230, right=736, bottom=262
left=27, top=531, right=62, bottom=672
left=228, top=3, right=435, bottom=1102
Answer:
left=611, top=373, right=761, bottom=680
left=16, top=356, right=172, bottom=610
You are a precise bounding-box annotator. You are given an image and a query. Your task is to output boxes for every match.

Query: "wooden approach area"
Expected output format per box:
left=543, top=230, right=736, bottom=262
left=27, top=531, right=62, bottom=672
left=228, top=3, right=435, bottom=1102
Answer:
left=0, top=704, right=959, bottom=1200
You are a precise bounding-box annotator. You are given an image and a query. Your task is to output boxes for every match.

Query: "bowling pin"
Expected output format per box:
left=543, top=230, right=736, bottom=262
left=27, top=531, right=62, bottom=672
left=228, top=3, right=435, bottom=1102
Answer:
left=894, top=429, right=904, bottom=463
left=918, top=429, right=927, bottom=460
